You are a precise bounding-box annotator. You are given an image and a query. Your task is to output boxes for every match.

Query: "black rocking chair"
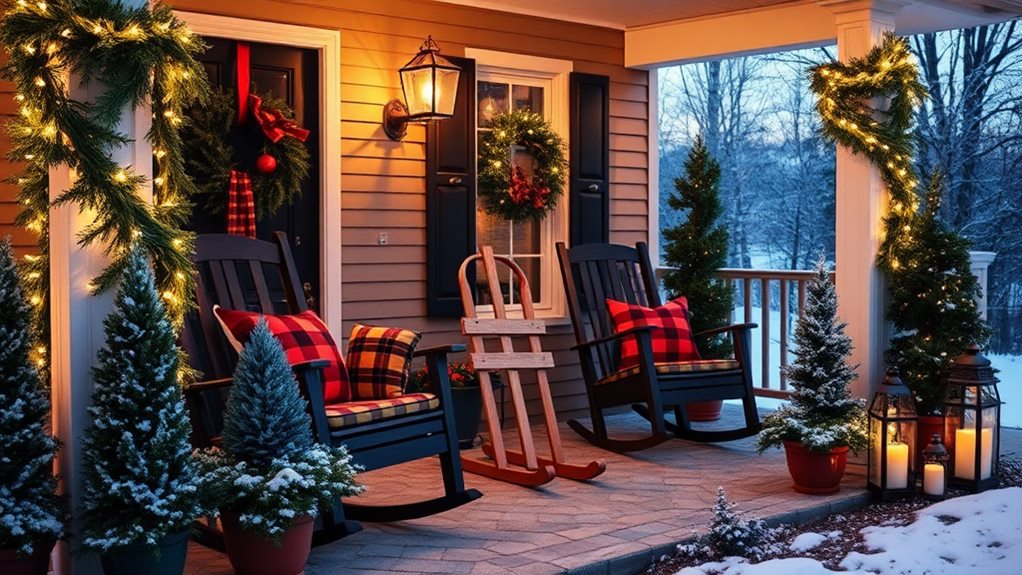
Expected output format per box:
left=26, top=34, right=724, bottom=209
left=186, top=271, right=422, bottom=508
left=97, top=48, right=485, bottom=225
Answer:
left=182, top=232, right=481, bottom=547
left=556, top=241, right=761, bottom=452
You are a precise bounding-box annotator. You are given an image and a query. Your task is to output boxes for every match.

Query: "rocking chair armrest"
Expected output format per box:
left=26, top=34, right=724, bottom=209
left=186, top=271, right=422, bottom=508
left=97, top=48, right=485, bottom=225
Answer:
left=570, top=324, right=659, bottom=351
left=184, top=377, right=233, bottom=395
left=413, top=343, right=467, bottom=358
left=291, top=359, right=331, bottom=374
left=693, top=322, right=758, bottom=339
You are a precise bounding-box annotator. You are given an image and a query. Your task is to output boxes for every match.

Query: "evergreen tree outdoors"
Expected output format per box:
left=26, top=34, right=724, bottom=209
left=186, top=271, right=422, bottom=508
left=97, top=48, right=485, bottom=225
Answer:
left=0, top=238, right=62, bottom=556
left=222, top=319, right=314, bottom=467
left=661, top=135, right=735, bottom=358
left=887, top=172, right=989, bottom=414
left=758, top=259, right=868, bottom=453
left=81, top=247, right=202, bottom=552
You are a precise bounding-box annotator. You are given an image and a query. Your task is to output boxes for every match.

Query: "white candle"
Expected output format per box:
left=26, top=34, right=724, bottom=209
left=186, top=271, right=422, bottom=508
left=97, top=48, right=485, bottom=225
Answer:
left=954, top=427, right=994, bottom=480
left=923, top=463, right=945, bottom=496
left=886, top=442, right=909, bottom=489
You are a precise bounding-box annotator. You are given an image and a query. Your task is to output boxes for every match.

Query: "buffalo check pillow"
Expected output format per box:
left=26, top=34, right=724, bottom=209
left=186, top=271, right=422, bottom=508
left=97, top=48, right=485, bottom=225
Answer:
left=213, top=306, right=351, bottom=403
left=346, top=324, right=422, bottom=400
left=605, top=296, right=701, bottom=370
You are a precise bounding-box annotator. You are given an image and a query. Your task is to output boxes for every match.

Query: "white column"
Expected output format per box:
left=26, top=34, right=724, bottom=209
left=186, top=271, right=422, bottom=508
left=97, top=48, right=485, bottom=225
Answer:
left=49, top=2, right=153, bottom=572
left=969, top=251, right=996, bottom=320
left=821, top=0, right=908, bottom=399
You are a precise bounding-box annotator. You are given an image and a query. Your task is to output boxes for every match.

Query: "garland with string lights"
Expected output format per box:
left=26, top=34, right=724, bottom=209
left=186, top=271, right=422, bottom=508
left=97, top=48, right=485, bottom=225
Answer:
left=0, top=0, right=208, bottom=376
left=478, top=109, right=566, bottom=222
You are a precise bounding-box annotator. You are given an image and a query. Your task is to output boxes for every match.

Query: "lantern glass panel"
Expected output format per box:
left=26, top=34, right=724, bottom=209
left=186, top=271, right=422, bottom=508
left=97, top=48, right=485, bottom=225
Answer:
left=402, top=66, right=436, bottom=117
left=869, top=419, right=883, bottom=486
left=433, top=68, right=460, bottom=116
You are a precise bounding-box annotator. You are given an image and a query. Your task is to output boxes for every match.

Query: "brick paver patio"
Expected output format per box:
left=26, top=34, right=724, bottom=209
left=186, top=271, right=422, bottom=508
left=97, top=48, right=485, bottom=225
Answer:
left=186, top=405, right=872, bottom=575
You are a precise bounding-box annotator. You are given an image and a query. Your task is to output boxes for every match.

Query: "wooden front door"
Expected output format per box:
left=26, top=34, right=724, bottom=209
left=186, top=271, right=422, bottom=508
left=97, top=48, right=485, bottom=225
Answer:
left=189, top=38, right=322, bottom=309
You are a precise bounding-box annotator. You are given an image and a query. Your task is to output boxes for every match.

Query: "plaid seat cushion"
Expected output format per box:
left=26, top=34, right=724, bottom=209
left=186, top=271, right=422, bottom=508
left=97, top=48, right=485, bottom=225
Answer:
left=346, top=324, right=421, bottom=400
left=324, top=393, right=439, bottom=429
left=605, top=296, right=700, bottom=370
left=598, top=359, right=741, bottom=386
left=213, top=306, right=351, bottom=403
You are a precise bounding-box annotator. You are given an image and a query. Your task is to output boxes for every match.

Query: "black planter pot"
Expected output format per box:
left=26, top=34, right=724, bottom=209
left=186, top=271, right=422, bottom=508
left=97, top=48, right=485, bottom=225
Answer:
left=450, top=386, right=484, bottom=448
left=100, top=530, right=189, bottom=575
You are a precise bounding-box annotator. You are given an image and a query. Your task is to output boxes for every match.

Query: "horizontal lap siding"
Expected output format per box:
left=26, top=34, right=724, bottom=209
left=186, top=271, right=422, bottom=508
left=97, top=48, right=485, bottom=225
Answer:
left=1, top=0, right=650, bottom=422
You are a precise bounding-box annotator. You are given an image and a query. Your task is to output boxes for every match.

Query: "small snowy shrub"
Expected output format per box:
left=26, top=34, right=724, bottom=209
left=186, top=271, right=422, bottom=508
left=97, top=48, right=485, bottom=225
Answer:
left=80, top=247, right=204, bottom=552
left=706, top=486, right=773, bottom=560
left=196, top=319, right=363, bottom=541
left=0, top=238, right=63, bottom=556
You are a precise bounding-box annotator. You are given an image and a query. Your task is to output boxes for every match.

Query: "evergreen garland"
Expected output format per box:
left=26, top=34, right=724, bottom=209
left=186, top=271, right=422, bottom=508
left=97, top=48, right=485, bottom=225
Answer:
left=478, top=109, right=567, bottom=222
left=0, top=0, right=209, bottom=377
left=886, top=173, right=989, bottom=413
left=80, top=246, right=202, bottom=552
left=0, top=238, right=63, bottom=556
left=757, top=260, right=868, bottom=453
left=181, top=88, right=310, bottom=220
left=661, top=135, right=735, bottom=358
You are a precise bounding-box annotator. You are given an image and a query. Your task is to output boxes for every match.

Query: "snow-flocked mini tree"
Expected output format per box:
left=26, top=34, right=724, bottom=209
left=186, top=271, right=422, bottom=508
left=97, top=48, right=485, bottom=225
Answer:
left=757, top=259, right=868, bottom=453
left=0, top=238, right=62, bottom=556
left=661, top=135, right=735, bottom=358
left=80, top=246, right=202, bottom=552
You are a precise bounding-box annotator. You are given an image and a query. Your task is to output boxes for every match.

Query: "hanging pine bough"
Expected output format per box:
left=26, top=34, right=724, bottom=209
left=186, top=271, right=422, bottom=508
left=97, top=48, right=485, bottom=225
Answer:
left=478, top=110, right=567, bottom=222
left=181, top=89, right=311, bottom=220
left=0, top=0, right=208, bottom=374
left=809, top=33, right=928, bottom=273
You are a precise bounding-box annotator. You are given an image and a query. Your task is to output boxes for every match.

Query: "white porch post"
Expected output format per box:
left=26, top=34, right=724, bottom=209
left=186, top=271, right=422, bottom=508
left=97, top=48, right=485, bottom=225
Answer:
left=49, top=1, right=153, bottom=572
left=822, top=0, right=907, bottom=399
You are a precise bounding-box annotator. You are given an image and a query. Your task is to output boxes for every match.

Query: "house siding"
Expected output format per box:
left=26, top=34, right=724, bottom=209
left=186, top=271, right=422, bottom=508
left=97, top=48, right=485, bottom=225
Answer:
left=1, top=0, right=650, bottom=421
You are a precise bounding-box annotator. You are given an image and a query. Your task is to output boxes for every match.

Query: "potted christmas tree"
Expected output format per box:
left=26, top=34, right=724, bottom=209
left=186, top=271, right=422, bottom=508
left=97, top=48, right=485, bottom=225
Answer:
left=662, top=135, right=736, bottom=421
left=79, top=247, right=204, bottom=575
left=757, top=260, right=868, bottom=494
left=0, top=239, right=63, bottom=575
left=196, top=319, right=363, bottom=575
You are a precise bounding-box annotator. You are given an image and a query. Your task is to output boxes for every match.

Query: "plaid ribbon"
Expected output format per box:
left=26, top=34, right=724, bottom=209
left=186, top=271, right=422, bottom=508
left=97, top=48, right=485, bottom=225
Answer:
left=227, top=169, right=256, bottom=237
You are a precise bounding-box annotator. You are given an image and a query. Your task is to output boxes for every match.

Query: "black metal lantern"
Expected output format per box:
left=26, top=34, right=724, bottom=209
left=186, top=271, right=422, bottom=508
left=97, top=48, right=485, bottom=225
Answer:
left=920, top=433, right=949, bottom=500
left=383, top=36, right=461, bottom=140
left=944, top=344, right=1001, bottom=492
left=867, top=367, right=918, bottom=499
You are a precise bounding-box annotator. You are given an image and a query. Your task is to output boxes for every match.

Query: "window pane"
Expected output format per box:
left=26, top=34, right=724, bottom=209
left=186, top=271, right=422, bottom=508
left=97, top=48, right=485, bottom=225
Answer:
left=512, top=219, right=541, bottom=254
left=512, top=85, right=544, bottom=115
left=514, top=257, right=542, bottom=303
left=479, top=82, right=509, bottom=128
left=477, top=207, right=511, bottom=255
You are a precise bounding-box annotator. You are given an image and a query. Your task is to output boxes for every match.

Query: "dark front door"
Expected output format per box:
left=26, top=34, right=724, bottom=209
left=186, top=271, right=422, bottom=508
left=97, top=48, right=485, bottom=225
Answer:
left=190, top=38, right=322, bottom=310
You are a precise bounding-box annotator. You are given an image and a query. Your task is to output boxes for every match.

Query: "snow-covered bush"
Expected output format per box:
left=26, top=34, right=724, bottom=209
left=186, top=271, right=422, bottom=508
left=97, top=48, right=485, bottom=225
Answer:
left=80, top=247, right=204, bottom=552
left=0, top=238, right=63, bottom=556
left=707, top=486, right=773, bottom=560
left=196, top=319, right=363, bottom=541
left=757, top=260, right=868, bottom=453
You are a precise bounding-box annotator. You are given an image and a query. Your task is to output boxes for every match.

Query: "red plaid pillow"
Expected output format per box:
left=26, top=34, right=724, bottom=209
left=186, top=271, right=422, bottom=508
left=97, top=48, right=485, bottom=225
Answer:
left=605, top=297, right=701, bottom=370
left=346, top=324, right=421, bottom=400
left=213, top=306, right=350, bottom=403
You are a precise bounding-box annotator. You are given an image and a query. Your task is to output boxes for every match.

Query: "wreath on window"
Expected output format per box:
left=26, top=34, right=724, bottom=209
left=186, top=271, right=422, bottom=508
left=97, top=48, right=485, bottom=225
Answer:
left=181, top=88, right=311, bottom=220
left=478, top=110, right=567, bottom=222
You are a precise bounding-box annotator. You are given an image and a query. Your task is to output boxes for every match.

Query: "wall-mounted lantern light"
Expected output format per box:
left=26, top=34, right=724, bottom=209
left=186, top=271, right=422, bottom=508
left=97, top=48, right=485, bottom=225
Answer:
left=383, top=36, right=461, bottom=141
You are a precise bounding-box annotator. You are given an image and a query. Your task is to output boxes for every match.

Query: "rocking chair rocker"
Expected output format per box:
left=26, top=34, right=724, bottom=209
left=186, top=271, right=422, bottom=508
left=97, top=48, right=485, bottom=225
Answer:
left=556, top=241, right=761, bottom=452
left=182, top=232, right=481, bottom=547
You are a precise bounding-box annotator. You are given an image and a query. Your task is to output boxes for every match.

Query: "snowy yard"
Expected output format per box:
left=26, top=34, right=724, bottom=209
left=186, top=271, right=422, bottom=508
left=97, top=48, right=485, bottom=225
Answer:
left=674, top=488, right=1022, bottom=575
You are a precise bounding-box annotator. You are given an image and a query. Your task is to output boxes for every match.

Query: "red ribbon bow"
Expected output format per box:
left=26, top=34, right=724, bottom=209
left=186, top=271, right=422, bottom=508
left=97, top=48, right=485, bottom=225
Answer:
left=250, top=94, right=310, bottom=144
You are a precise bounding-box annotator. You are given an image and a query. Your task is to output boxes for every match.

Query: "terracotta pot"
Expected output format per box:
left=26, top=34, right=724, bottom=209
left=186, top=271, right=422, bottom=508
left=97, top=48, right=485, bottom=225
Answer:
left=917, top=415, right=945, bottom=470
left=0, top=543, right=53, bottom=575
left=783, top=440, right=849, bottom=495
left=221, top=511, right=313, bottom=575
left=100, top=530, right=189, bottom=575
left=686, top=400, right=724, bottom=422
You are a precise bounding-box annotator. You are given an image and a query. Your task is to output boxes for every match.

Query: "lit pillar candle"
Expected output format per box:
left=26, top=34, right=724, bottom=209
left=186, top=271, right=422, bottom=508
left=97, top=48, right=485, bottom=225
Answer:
left=954, top=428, right=994, bottom=480
left=886, top=442, right=909, bottom=488
left=923, top=463, right=945, bottom=496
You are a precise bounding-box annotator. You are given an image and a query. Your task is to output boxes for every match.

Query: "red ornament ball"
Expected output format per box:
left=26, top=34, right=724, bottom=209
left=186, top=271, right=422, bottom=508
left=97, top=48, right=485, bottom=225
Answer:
left=255, top=153, right=278, bottom=175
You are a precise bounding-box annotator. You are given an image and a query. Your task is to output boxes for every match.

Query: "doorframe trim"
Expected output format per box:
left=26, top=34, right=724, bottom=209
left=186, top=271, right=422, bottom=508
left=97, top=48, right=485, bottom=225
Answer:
left=175, top=11, right=343, bottom=335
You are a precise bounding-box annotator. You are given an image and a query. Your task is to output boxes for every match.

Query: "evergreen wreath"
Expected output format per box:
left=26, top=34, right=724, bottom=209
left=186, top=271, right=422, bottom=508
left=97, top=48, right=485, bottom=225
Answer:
left=182, top=89, right=311, bottom=220
left=478, top=109, right=567, bottom=222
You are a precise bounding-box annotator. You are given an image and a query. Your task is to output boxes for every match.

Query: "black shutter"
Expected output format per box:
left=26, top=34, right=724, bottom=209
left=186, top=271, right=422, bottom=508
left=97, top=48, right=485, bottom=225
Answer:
left=569, top=72, right=611, bottom=246
left=426, top=56, right=476, bottom=317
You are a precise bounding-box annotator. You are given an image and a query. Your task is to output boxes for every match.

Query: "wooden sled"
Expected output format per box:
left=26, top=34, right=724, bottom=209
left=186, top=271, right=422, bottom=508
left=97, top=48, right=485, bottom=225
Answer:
left=457, top=246, right=606, bottom=487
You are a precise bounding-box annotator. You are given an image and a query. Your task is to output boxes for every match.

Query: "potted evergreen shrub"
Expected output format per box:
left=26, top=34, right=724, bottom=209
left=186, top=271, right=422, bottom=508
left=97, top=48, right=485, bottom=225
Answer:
left=408, top=361, right=498, bottom=448
left=80, top=247, right=204, bottom=575
left=757, top=260, right=868, bottom=494
left=662, top=135, right=736, bottom=421
left=196, top=319, right=363, bottom=575
left=0, top=239, right=63, bottom=575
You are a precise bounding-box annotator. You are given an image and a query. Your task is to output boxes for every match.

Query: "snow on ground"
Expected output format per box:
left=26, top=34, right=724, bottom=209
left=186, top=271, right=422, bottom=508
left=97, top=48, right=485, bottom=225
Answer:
left=788, top=531, right=834, bottom=552
left=990, top=354, right=1021, bottom=429
left=674, top=488, right=1022, bottom=575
